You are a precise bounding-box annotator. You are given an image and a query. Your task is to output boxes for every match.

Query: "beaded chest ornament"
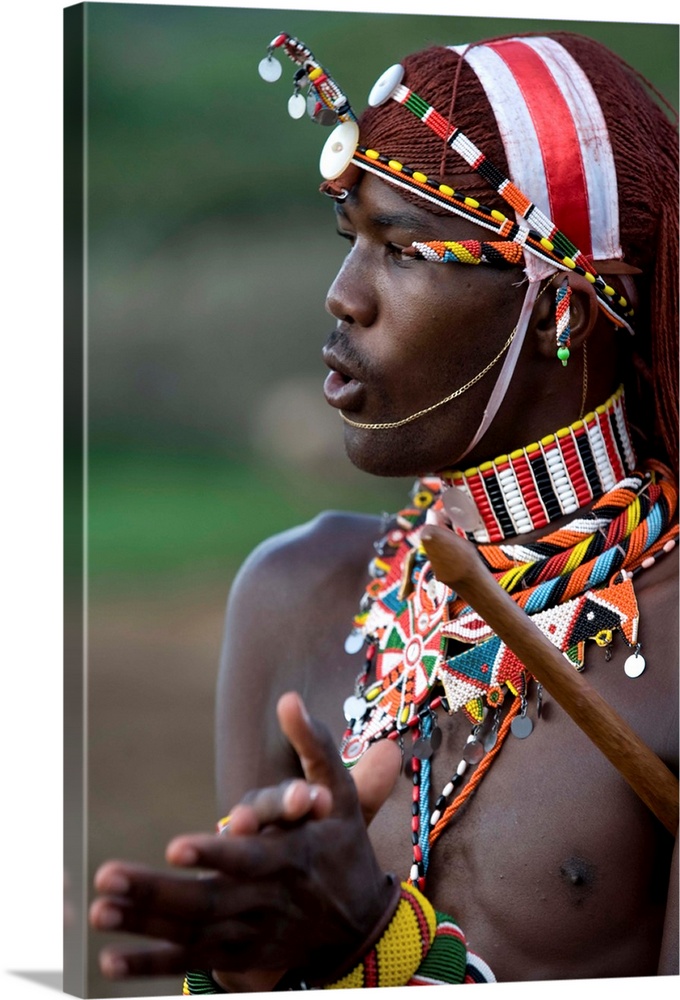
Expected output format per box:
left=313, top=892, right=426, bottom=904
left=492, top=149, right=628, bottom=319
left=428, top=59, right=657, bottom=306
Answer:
left=339, top=395, right=678, bottom=888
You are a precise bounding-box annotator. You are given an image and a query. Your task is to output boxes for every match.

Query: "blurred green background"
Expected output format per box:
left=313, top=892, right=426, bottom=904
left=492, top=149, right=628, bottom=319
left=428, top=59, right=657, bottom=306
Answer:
left=72, top=4, right=677, bottom=996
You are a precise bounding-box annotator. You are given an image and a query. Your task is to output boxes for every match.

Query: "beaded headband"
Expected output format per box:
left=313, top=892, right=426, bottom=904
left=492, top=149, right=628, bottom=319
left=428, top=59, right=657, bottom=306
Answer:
left=259, top=32, right=635, bottom=334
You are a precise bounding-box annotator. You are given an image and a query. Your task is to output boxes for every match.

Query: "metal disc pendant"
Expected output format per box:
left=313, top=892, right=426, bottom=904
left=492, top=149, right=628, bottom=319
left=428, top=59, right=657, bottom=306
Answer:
left=306, top=92, right=338, bottom=126
left=288, top=92, right=307, bottom=119
left=258, top=55, right=282, bottom=82
left=624, top=652, right=646, bottom=678
left=368, top=63, right=405, bottom=106
left=511, top=715, right=534, bottom=739
left=483, top=730, right=498, bottom=752
left=344, top=630, right=364, bottom=655
left=463, top=739, right=485, bottom=764
left=320, top=120, right=360, bottom=180
left=413, top=737, right=433, bottom=760
left=441, top=487, right=484, bottom=533
left=343, top=695, right=368, bottom=722
left=430, top=727, right=442, bottom=752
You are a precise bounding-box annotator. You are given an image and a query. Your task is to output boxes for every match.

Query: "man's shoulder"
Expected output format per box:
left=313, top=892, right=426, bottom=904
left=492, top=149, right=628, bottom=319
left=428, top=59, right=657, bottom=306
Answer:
left=229, top=509, right=383, bottom=603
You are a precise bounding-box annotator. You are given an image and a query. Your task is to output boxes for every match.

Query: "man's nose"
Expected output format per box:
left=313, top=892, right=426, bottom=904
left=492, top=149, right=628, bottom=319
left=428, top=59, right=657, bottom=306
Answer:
left=325, top=252, right=378, bottom=328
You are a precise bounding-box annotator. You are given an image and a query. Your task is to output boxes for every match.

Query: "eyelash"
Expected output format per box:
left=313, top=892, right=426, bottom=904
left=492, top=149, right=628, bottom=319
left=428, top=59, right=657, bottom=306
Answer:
left=336, top=231, right=413, bottom=264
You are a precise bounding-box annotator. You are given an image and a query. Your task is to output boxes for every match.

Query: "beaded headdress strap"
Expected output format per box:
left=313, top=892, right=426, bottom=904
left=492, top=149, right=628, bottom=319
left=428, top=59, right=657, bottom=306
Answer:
left=259, top=32, right=634, bottom=334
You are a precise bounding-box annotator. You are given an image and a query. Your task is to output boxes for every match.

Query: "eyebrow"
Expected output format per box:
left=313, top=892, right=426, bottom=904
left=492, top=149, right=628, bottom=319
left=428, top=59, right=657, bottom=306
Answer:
left=334, top=203, right=431, bottom=232
left=369, top=211, right=430, bottom=231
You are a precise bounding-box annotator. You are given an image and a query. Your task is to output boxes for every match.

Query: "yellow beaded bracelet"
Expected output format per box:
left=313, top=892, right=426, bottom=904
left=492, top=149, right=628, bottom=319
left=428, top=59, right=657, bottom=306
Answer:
left=324, top=882, right=437, bottom=990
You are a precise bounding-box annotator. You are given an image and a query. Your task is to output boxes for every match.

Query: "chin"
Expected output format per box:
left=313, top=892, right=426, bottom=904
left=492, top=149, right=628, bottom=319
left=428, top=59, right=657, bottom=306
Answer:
left=343, top=426, right=451, bottom=479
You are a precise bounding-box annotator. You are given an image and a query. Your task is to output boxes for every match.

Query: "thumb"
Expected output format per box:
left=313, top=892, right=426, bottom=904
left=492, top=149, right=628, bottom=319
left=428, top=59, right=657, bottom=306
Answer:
left=350, top=738, right=402, bottom=826
left=420, top=523, right=480, bottom=589
left=276, top=692, right=357, bottom=814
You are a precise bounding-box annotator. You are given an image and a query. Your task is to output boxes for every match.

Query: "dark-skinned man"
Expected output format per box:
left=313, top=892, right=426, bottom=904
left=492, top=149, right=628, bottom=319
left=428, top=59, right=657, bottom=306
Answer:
left=90, top=30, right=679, bottom=990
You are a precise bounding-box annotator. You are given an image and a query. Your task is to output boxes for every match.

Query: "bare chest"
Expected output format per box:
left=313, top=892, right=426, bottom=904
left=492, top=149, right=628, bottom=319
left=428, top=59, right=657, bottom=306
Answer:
left=297, top=565, right=676, bottom=982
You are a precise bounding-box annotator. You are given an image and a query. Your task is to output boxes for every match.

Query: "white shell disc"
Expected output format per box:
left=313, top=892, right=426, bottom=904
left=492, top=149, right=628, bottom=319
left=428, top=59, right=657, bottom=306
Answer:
left=441, top=486, right=484, bottom=533
left=344, top=630, right=365, bottom=655
left=287, top=92, right=307, bottom=119
left=624, top=652, right=646, bottom=678
left=319, top=120, right=360, bottom=180
left=368, top=63, right=405, bottom=107
left=258, top=55, right=282, bottom=82
left=343, top=695, right=368, bottom=722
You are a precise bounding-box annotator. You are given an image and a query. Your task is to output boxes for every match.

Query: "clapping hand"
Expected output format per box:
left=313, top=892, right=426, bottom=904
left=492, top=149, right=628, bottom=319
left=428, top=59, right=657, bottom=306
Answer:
left=90, top=692, right=401, bottom=989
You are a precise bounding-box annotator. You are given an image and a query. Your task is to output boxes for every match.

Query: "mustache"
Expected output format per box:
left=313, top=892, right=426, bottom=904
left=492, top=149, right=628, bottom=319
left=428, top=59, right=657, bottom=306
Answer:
left=323, top=327, right=373, bottom=380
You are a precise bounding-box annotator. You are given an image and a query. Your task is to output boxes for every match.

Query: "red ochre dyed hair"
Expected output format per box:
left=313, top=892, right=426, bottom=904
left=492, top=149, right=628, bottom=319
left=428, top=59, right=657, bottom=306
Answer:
left=358, top=34, right=679, bottom=476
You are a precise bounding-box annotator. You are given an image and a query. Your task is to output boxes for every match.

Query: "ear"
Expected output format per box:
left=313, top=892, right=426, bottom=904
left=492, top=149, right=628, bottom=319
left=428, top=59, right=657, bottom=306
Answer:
left=531, top=272, right=601, bottom=362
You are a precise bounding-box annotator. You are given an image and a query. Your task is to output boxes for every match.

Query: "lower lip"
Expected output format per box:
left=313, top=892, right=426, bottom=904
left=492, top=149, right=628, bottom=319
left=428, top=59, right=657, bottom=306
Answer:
left=323, top=370, right=365, bottom=411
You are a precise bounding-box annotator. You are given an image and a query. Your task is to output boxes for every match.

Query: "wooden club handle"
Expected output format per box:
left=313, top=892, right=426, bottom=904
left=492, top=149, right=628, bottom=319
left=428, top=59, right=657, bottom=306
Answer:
left=421, top=525, right=678, bottom=836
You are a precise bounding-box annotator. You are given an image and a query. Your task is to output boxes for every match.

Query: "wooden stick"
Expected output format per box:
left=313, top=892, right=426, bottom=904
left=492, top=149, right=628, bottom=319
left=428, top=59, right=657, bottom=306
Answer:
left=421, top=525, right=679, bottom=836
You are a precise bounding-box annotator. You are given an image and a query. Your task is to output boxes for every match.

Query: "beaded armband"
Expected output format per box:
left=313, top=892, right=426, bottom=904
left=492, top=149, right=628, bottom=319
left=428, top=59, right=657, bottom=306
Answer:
left=324, top=881, right=436, bottom=989
left=322, top=881, right=495, bottom=989
left=182, top=969, right=226, bottom=994
left=181, top=882, right=495, bottom=993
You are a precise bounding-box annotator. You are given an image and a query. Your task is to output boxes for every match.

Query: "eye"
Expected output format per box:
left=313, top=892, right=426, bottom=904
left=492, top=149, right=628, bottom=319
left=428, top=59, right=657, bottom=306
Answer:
left=386, top=242, right=414, bottom=266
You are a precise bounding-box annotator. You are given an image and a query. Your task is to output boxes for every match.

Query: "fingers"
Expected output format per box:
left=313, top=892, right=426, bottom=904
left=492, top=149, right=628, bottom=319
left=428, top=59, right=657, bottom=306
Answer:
left=91, top=895, right=201, bottom=947
left=227, top=779, right=333, bottom=836
left=92, top=893, right=259, bottom=948
left=350, top=738, right=402, bottom=826
left=421, top=524, right=479, bottom=587
left=97, top=923, right=261, bottom=979
left=93, top=860, right=241, bottom=920
left=164, top=830, right=292, bottom=877
left=425, top=506, right=451, bottom=528
left=99, top=940, right=188, bottom=979
left=276, top=692, right=358, bottom=814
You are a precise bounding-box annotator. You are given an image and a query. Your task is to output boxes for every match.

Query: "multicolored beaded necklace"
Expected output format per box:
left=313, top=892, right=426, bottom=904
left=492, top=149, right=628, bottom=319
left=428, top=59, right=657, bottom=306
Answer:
left=339, top=389, right=678, bottom=891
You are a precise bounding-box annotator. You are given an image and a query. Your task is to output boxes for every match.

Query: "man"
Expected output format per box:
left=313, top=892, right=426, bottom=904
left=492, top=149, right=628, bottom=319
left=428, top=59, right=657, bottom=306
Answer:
left=90, top=29, right=678, bottom=989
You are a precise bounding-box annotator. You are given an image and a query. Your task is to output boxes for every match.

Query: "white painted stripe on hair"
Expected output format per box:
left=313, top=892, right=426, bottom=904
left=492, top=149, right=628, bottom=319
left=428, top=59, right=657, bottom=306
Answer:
left=520, top=36, right=621, bottom=261
left=449, top=42, right=551, bottom=283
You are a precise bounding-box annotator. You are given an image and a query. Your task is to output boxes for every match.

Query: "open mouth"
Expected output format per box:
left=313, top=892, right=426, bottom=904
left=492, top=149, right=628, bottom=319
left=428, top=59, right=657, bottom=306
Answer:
left=322, top=361, right=364, bottom=412
left=321, top=341, right=368, bottom=413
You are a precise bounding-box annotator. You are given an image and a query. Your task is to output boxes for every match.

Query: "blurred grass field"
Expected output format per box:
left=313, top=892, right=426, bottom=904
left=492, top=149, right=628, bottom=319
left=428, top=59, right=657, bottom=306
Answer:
left=87, top=448, right=412, bottom=587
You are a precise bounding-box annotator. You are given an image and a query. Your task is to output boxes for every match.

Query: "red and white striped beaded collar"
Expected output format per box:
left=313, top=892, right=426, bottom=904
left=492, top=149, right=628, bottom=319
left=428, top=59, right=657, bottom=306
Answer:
left=438, top=385, right=636, bottom=543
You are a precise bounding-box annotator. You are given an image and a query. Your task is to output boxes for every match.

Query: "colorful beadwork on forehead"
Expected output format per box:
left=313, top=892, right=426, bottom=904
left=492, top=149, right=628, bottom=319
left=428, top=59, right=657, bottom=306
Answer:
left=362, top=68, right=633, bottom=332
left=404, top=240, right=523, bottom=267
left=351, top=145, right=632, bottom=329
left=260, top=33, right=635, bottom=334
left=371, top=37, right=621, bottom=277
